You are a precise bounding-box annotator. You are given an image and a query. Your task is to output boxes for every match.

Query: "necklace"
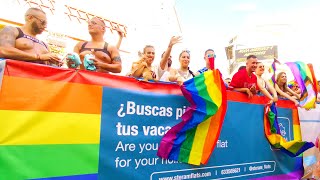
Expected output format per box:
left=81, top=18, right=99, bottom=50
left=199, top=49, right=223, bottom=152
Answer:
left=178, top=69, right=189, bottom=79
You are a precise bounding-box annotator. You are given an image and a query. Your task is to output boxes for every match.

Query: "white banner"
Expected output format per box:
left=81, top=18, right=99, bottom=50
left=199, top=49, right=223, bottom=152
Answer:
left=299, top=104, right=320, bottom=178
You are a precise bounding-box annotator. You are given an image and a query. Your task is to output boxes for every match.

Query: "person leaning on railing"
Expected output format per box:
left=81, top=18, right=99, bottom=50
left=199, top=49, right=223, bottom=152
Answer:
left=274, top=72, right=300, bottom=106
left=0, top=7, right=61, bottom=65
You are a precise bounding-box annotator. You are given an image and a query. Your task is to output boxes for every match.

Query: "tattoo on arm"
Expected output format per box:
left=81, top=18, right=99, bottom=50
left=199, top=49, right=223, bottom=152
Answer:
left=112, top=56, right=122, bottom=62
left=0, top=26, right=16, bottom=47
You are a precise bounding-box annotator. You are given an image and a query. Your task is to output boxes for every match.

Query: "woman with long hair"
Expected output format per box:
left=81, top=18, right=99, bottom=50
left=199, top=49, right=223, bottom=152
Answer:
left=275, top=71, right=300, bottom=105
left=166, top=50, right=195, bottom=85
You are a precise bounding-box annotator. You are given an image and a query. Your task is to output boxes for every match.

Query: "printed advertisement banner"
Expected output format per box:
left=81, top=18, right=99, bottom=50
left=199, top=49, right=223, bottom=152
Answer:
left=0, top=60, right=312, bottom=180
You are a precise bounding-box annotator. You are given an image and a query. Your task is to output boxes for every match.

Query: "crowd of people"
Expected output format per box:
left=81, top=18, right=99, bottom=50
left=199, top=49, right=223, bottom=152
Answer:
left=0, top=8, right=319, bottom=105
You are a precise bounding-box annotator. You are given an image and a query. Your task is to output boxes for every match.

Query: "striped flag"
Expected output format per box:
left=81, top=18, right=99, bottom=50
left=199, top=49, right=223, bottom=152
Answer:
left=157, top=69, right=227, bottom=165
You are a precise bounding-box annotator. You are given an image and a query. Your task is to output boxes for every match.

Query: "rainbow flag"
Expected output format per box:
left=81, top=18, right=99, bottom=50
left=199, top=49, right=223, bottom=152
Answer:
left=307, top=63, right=318, bottom=100
left=268, top=58, right=280, bottom=86
left=285, top=61, right=317, bottom=109
left=157, top=69, right=227, bottom=165
left=264, top=103, right=314, bottom=157
left=0, top=60, right=181, bottom=180
left=0, top=60, right=101, bottom=179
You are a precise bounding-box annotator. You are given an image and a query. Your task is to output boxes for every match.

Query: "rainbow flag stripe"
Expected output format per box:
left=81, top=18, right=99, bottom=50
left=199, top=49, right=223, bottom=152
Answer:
left=268, top=60, right=277, bottom=86
left=0, top=60, right=181, bottom=180
left=264, top=103, right=314, bottom=157
left=157, top=69, right=227, bottom=165
left=285, top=61, right=317, bottom=109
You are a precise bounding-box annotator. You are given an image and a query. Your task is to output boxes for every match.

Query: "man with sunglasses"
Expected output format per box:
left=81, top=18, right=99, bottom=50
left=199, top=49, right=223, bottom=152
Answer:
left=0, top=8, right=60, bottom=65
left=195, top=49, right=216, bottom=75
left=67, top=17, right=122, bottom=73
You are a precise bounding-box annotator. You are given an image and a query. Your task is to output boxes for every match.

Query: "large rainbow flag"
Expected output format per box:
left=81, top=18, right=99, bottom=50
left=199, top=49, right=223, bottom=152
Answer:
left=0, top=60, right=180, bottom=180
left=285, top=61, right=317, bottom=109
left=264, top=103, right=314, bottom=157
left=157, top=69, right=227, bottom=165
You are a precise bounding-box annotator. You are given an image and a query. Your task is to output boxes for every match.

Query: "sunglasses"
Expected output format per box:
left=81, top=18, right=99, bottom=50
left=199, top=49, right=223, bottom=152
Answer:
left=207, top=54, right=216, bottom=58
left=31, top=15, right=47, bottom=25
left=88, top=20, right=105, bottom=26
left=182, top=50, right=190, bottom=53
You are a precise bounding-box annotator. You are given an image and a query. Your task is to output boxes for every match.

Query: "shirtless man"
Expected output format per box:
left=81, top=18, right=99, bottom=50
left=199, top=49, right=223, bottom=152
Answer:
left=68, top=17, right=122, bottom=73
left=0, top=8, right=60, bottom=64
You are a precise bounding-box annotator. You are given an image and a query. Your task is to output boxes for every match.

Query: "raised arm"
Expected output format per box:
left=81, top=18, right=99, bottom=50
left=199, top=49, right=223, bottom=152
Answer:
left=160, top=36, right=182, bottom=70
left=115, top=27, right=124, bottom=49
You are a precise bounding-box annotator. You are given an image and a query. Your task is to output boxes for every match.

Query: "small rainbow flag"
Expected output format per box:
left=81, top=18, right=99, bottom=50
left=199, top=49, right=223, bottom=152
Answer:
left=157, top=69, right=227, bottom=165
left=268, top=58, right=281, bottom=86
left=264, top=103, right=314, bottom=157
left=285, top=61, right=317, bottom=109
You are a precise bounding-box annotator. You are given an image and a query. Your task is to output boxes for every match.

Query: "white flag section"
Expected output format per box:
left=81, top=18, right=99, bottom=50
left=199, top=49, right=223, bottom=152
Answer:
left=0, top=60, right=6, bottom=92
left=299, top=104, right=320, bottom=178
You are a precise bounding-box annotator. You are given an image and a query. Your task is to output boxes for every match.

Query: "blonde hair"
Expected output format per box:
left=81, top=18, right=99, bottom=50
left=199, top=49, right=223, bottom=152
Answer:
left=276, top=72, right=288, bottom=91
left=143, top=45, right=154, bottom=54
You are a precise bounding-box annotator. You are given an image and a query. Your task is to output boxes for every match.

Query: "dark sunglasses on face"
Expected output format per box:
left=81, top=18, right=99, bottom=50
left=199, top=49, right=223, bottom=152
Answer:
left=31, top=15, right=47, bottom=25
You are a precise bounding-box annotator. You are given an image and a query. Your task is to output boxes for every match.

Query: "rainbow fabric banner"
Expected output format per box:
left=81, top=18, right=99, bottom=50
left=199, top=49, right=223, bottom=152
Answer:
left=268, top=59, right=277, bottom=86
left=157, top=69, right=227, bottom=165
left=0, top=60, right=181, bottom=180
left=264, top=103, right=314, bottom=157
left=285, top=61, right=317, bottom=109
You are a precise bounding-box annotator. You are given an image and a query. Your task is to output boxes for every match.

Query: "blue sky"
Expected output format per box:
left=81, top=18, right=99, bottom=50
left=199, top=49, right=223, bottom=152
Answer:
left=174, top=0, right=320, bottom=77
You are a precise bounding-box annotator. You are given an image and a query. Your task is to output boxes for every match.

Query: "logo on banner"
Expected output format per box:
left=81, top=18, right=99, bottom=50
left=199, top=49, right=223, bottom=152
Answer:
left=270, top=117, right=291, bottom=151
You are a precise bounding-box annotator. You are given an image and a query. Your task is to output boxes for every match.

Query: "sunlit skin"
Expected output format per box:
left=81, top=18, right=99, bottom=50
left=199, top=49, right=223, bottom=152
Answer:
left=143, top=47, right=155, bottom=67
left=88, top=17, right=105, bottom=35
left=275, top=72, right=300, bottom=106
left=179, top=52, right=190, bottom=69
left=28, top=12, right=47, bottom=35
left=0, top=8, right=60, bottom=63
left=204, top=50, right=215, bottom=68
left=246, top=57, right=257, bottom=75
left=255, top=62, right=278, bottom=103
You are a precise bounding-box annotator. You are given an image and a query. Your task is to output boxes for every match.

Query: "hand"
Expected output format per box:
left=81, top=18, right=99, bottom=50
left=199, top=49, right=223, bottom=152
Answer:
left=313, top=161, right=320, bottom=178
left=169, top=36, right=182, bottom=47
left=140, top=61, right=147, bottom=67
left=273, top=96, right=278, bottom=102
left=294, top=100, right=300, bottom=107
left=91, top=58, right=105, bottom=70
left=267, top=99, right=274, bottom=105
left=65, top=53, right=77, bottom=68
left=40, top=53, right=62, bottom=66
left=249, top=85, right=256, bottom=93
left=246, top=88, right=253, bottom=98
left=115, top=27, right=124, bottom=37
left=168, top=75, right=178, bottom=82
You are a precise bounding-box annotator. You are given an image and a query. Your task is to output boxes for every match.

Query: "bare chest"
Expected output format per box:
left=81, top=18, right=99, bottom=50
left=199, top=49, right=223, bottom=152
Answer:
left=15, top=38, right=48, bottom=54
left=79, top=50, right=111, bottom=64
